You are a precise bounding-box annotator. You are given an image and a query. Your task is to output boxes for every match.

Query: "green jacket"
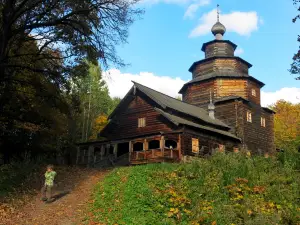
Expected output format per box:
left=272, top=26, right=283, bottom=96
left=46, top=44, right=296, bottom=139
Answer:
left=45, top=171, right=57, bottom=186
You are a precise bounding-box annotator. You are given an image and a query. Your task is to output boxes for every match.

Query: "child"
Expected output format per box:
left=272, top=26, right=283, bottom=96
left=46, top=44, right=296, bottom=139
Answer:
left=41, top=164, right=57, bottom=202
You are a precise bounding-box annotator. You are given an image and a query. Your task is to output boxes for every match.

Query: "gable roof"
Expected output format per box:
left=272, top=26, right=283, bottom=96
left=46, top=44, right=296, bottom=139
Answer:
left=154, top=108, right=240, bottom=141
left=131, top=81, right=229, bottom=129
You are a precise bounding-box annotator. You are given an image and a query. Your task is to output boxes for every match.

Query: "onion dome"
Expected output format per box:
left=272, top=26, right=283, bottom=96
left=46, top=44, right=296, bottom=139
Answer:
left=211, top=21, right=226, bottom=38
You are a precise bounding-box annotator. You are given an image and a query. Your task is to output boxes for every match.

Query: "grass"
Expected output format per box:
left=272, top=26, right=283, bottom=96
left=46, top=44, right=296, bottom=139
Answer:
left=87, top=152, right=300, bottom=225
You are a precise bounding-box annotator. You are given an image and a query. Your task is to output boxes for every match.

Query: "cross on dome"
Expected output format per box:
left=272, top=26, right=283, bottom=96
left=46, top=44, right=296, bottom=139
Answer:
left=211, top=4, right=226, bottom=40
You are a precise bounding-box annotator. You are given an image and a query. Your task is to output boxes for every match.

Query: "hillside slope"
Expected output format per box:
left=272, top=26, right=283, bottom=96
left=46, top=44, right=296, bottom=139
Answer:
left=87, top=152, right=300, bottom=225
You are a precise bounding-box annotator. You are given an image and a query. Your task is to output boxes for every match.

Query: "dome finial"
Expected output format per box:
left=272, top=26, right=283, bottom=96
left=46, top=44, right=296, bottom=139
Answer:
left=217, top=4, right=220, bottom=22
left=211, top=4, right=226, bottom=40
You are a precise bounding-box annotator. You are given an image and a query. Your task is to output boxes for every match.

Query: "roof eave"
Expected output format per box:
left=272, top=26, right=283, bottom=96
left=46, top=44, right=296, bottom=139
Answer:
left=262, top=107, right=276, bottom=114
left=179, top=75, right=265, bottom=93
left=188, top=56, right=253, bottom=73
left=201, top=40, right=238, bottom=52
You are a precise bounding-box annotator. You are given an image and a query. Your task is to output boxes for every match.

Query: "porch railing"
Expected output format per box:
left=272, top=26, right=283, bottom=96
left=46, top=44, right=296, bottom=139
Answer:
left=130, top=148, right=179, bottom=162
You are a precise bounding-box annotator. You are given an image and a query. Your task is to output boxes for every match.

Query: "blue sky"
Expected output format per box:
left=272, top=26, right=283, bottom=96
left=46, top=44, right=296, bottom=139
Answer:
left=103, top=0, right=300, bottom=106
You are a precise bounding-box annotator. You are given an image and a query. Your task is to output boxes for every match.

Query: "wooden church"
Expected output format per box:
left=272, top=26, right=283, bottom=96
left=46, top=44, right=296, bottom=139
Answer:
left=76, top=17, right=275, bottom=166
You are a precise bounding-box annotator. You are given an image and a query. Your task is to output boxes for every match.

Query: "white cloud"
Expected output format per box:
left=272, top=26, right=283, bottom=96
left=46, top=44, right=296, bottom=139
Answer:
left=141, top=0, right=191, bottom=5
left=235, top=47, right=244, bottom=56
left=184, top=0, right=210, bottom=19
left=261, top=88, right=300, bottom=107
left=189, top=9, right=260, bottom=37
left=103, top=69, right=187, bottom=98
left=103, top=69, right=300, bottom=108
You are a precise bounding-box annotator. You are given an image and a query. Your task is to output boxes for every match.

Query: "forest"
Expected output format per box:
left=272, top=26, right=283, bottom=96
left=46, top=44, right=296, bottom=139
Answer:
left=0, top=0, right=143, bottom=164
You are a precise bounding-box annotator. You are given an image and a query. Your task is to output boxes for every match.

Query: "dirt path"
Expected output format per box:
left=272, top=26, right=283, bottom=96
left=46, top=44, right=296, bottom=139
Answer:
left=1, top=167, right=110, bottom=225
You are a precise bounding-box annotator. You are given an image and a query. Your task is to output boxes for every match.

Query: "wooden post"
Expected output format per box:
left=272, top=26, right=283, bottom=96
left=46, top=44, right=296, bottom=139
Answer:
left=129, top=141, right=132, bottom=162
left=144, top=139, right=148, bottom=160
left=76, top=146, right=80, bottom=165
left=100, top=145, right=105, bottom=160
left=87, top=145, right=94, bottom=168
left=113, top=144, right=118, bottom=159
left=160, top=136, right=165, bottom=159
left=178, top=134, right=182, bottom=160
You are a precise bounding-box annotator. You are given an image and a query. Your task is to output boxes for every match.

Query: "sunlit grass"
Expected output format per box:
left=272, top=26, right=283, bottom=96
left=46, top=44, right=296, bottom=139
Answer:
left=88, top=152, right=300, bottom=225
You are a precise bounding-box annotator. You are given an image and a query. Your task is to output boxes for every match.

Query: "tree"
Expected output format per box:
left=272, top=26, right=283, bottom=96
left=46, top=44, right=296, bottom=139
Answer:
left=0, top=0, right=143, bottom=134
left=291, top=0, right=300, bottom=80
left=71, top=61, right=120, bottom=142
left=0, top=38, right=74, bottom=163
left=271, top=100, right=300, bottom=152
left=0, top=0, right=141, bottom=162
left=89, top=114, right=109, bottom=140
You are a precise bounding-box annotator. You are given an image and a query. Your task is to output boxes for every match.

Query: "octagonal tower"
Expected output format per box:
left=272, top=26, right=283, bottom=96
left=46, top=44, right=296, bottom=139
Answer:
left=179, top=14, right=275, bottom=154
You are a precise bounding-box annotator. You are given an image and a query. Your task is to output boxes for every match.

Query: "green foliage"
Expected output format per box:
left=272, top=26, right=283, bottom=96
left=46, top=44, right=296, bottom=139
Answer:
left=271, top=100, right=300, bottom=152
left=0, top=0, right=138, bottom=163
left=0, top=162, right=42, bottom=198
left=71, top=61, right=121, bottom=142
left=291, top=0, right=300, bottom=80
left=88, top=152, right=300, bottom=225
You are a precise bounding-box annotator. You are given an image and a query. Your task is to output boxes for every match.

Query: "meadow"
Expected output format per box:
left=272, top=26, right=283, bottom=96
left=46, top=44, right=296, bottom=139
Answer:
left=87, top=151, right=300, bottom=225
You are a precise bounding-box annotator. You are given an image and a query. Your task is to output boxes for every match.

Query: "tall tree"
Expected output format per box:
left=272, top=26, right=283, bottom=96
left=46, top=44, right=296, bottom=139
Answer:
left=0, top=38, right=74, bottom=163
left=0, top=0, right=142, bottom=133
left=271, top=100, right=300, bottom=152
left=72, top=61, right=120, bottom=142
left=291, top=0, right=300, bottom=80
left=0, top=0, right=141, bottom=162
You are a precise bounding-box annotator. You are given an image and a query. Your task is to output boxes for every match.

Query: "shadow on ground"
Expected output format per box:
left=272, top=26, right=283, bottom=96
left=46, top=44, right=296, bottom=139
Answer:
left=51, top=190, right=70, bottom=202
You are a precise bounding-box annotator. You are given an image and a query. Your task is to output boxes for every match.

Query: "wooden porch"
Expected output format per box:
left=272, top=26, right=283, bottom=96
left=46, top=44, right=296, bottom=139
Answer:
left=130, top=148, right=180, bottom=164
left=76, top=133, right=182, bottom=167
left=128, top=134, right=181, bottom=165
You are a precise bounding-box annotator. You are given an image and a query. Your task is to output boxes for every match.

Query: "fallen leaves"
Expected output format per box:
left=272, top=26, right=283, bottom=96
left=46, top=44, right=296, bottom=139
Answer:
left=0, top=168, right=109, bottom=225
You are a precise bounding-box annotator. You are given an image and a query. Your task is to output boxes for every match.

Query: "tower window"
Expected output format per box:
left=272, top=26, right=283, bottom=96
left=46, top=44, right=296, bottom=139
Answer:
left=247, top=111, right=252, bottom=123
left=261, top=117, right=266, bottom=127
left=251, top=89, right=256, bottom=96
left=138, top=118, right=146, bottom=127
left=192, top=138, right=199, bottom=153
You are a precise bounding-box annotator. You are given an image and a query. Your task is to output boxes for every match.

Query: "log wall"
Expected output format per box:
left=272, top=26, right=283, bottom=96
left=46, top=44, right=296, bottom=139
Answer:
left=182, top=80, right=214, bottom=106
left=181, top=128, right=240, bottom=157
left=102, top=94, right=174, bottom=140
left=247, top=80, right=261, bottom=105
left=215, top=79, right=247, bottom=99
left=241, top=104, right=275, bottom=154
left=204, top=42, right=235, bottom=58
left=214, top=100, right=275, bottom=154
left=192, top=58, right=249, bottom=78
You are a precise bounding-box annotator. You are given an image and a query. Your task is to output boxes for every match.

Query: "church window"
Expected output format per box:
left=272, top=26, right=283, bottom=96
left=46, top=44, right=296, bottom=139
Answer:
left=218, top=144, right=225, bottom=152
left=138, top=118, right=146, bottom=127
left=192, top=138, right=199, bottom=153
left=251, top=89, right=256, bottom=96
left=261, top=117, right=266, bottom=127
left=247, top=111, right=252, bottom=123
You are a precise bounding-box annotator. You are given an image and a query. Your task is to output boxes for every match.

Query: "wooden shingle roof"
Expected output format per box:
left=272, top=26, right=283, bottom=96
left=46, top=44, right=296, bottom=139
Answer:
left=132, top=81, right=229, bottom=129
left=154, top=108, right=240, bottom=141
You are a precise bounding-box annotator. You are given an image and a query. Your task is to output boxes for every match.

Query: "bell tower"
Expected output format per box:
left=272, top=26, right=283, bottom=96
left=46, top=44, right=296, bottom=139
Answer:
left=179, top=6, right=264, bottom=107
left=179, top=5, right=275, bottom=154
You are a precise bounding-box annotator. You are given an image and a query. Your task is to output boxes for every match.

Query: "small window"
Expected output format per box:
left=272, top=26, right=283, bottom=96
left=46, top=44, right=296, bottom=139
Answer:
left=192, top=138, right=199, bottom=153
left=219, top=144, right=225, bottom=152
left=138, top=118, right=146, bottom=127
left=247, top=111, right=252, bottom=123
left=251, top=89, right=256, bottom=96
left=261, top=117, right=266, bottom=127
